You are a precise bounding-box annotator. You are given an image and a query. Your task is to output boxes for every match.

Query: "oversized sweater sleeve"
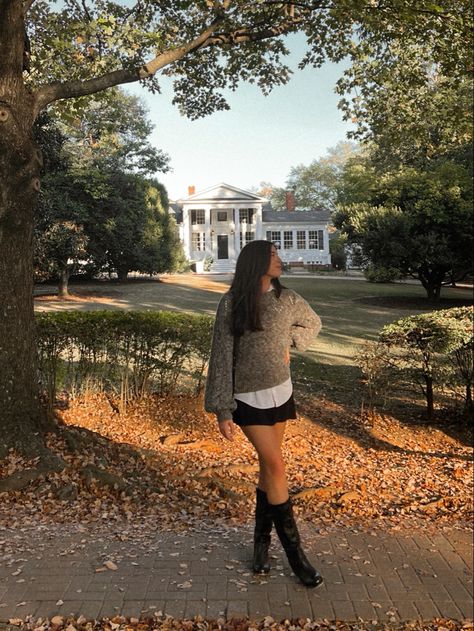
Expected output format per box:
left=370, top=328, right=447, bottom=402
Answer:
left=204, top=293, right=237, bottom=422
left=289, top=291, right=322, bottom=351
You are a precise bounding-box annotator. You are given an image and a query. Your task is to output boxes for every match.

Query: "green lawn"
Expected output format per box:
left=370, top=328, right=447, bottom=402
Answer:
left=282, top=277, right=470, bottom=360
left=279, top=277, right=472, bottom=409
left=36, top=275, right=472, bottom=412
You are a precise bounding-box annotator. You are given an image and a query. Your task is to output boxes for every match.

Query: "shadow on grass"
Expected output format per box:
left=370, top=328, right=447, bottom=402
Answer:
left=292, top=355, right=473, bottom=461
left=355, top=294, right=473, bottom=311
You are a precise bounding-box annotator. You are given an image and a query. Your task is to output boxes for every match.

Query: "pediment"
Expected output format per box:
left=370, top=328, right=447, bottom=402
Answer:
left=181, top=183, right=266, bottom=203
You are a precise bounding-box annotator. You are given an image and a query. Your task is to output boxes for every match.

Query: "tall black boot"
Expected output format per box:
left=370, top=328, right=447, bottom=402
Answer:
left=253, top=488, right=272, bottom=574
left=271, top=498, right=323, bottom=588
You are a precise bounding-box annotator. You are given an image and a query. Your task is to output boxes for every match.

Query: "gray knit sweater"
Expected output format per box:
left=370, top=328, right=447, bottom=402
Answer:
left=204, top=288, right=321, bottom=422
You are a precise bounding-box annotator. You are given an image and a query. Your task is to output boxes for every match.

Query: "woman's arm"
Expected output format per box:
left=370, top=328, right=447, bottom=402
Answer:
left=289, top=292, right=322, bottom=352
left=204, top=294, right=237, bottom=422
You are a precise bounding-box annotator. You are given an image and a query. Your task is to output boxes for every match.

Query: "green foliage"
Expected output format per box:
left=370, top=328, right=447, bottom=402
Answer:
left=381, top=312, right=467, bottom=355
left=337, top=44, right=473, bottom=169
left=334, top=158, right=474, bottom=299
left=36, top=310, right=214, bottom=410
left=268, top=142, right=358, bottom=211
left=364, top=265, right=403, bottom=284
left=356, top=307, right=473, bottom=419
left=33, top=101, right=180, bottom=284
left=59, top=88, right=170, bottom=176
left=328, top=233, right=347, bottom=271
left=379, top=308, right=473, bottom=417
left=431, top=307, right=474, bottom=413
left=84, top=173, right=184, bottom=279
left=23, top=1, right=472, bottom=126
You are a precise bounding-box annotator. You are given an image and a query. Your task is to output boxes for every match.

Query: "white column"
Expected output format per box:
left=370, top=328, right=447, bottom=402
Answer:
left=234, top=208, right=240, bottom=257
left=255, top=204, right=262, bottom=239
left=183, top=207, right=191, bottom=259
left=204, top=207, right=211, bottom=254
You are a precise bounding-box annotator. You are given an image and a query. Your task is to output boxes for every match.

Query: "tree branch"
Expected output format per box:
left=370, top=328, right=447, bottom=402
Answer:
left=34, top=20, right=223, bottom=112
left=22, top=0, right=37, bottom=15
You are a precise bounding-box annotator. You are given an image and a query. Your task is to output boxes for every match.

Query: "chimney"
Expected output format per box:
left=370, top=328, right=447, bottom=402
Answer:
left=188, top=185, right=195, bottom=196
left=285, top=191, right=296, bottom=212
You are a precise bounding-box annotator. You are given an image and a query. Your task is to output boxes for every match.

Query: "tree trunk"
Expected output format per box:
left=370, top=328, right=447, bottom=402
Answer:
left=117, top=268, right=129, bottom=282
left=464, top=384, right=473, bottom=416
left=0, top=31, right=54, bottom=457
left=58, top=267, right=70, bottom=298
left=418, top=268, right=443, bottom=301
left=424, top=374, right=434, bottom=420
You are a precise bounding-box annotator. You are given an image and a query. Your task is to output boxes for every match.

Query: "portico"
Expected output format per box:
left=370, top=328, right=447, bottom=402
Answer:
left=171, top=182, right=332, bottom=272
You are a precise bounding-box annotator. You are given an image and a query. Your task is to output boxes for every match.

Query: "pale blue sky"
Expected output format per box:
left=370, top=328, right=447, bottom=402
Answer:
left=125, top=34, right=354, bottom=200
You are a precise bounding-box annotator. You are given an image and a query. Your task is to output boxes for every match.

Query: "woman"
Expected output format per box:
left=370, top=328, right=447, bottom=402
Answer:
left=204, top=240, right=323, bottom=588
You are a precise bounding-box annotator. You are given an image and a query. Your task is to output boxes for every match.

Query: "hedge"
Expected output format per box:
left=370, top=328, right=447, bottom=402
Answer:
left=356, top=306, right=473, bottom=419
left=35, top=310, right=214, bottom=410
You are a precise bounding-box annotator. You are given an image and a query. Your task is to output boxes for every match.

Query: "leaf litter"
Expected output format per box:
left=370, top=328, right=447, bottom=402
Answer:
left=0, top=392, right=472, bottom=628
left=0, top=392, right=471, bottom=536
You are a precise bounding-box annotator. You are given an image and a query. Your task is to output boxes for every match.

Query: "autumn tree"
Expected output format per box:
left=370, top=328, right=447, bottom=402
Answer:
left=0, top=0, right=472, bottom=458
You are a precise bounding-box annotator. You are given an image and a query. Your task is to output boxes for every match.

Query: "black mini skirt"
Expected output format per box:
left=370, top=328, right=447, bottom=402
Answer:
left=232, top=394, right=297, bottom=427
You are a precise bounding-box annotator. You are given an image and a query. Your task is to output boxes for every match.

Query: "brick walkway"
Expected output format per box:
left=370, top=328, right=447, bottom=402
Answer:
left=0, top=523, right=472, bottom=623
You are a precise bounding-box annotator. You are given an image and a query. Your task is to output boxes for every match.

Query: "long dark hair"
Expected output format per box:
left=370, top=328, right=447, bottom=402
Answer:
left=230, top=240, right=282, bottom=337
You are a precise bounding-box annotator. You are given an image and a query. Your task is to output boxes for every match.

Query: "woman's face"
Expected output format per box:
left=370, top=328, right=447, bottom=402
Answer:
left=265, top=245, right=282, bottom=279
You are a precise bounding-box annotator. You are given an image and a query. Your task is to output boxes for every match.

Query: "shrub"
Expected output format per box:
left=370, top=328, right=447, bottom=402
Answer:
left=364, top=264, right=402, bottom=283
left=380, top=308, right=472, bottom=419
left=435, top=307, right=474, bottom=414
left=35, top=310, right=214, bottom=411
left=354, top=341, right=396, bottom=414
left=329, top=234, right=347, bottom=271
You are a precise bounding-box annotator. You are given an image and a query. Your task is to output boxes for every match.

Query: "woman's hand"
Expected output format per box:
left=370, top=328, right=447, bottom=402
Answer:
left=218, top=419, right=236, bottom=441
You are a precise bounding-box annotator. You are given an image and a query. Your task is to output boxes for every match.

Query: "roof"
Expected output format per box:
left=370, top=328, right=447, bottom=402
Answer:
left=174, top=182, right=268, bottom=204
left=262, top=209, right=332, bottom=223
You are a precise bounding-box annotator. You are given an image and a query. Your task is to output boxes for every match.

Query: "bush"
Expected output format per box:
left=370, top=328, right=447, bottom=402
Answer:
left=364, top=264, right=402, bottom=283
left=379, top=308, right=473, bottom=418
left=36, top=310, right=214, bottom=411
left=329, top=234, right=347, bottom=271
left=354, top=341, right=396, bottom=413
left=435, top=307, right=474, bottom=414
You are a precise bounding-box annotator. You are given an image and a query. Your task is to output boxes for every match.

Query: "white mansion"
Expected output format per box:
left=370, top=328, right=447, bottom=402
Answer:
left=170, top=183, right=332, bottom=273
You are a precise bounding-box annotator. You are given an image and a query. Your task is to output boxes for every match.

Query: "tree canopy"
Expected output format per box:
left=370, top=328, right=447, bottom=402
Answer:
left=269, top=142, right=359, bottom=210
left=1, top=0, right=473, bottom=457
left=34, top=91, right=180, bottom=292
left=20, top=1, right=472, bottom=120
left=333, top=155, right=473, bottom=299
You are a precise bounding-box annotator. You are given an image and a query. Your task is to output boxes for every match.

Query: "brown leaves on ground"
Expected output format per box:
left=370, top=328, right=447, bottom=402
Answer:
left=6, top=613, right=473, bottom=631
left=0, top=392, right=472, bottom=534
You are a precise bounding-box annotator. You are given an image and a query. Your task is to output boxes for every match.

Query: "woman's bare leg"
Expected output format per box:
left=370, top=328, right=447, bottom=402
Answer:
left=241, top=423, right=288, bottom=505
left=255, top=421, right=286, bottom=491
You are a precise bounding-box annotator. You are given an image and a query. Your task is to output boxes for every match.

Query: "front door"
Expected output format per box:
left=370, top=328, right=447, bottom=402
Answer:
left=217, top=234, right=229, bottom=259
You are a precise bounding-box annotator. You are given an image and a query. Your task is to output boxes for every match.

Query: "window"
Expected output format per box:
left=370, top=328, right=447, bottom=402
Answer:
left=283, top=231, right=293, bottom=250
left=217, top=211, right=227, bottom=222
left=308, top=230, right=318, bottom=249
left=191, top=209, right=205, bottom=225
left=268, top=231, right=281, bottom=248
left=308, top=230, right=325, bottom=250
left=191, top=232, right=205, bottom=251
left=239, top=230, right=255, bottom=249
left=318, top=230, right=324, bottom=250
left=239, top=209, right=254, bottom=224
left=297, top=230, right=306, bottom=249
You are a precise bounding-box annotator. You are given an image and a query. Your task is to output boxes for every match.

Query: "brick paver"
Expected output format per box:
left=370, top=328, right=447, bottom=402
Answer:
left=0, top=524, right=472, bottom=623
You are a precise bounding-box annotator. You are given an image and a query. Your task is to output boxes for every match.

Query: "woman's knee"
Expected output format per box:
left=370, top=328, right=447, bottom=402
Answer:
left=260, top=454, right=286, bottom=479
